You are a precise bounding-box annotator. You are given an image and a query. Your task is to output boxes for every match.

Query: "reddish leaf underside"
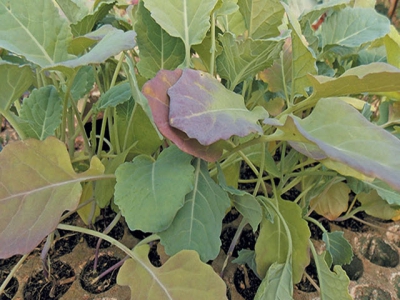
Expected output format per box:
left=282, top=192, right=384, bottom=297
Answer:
left=142, top=69, right=224, bottom=162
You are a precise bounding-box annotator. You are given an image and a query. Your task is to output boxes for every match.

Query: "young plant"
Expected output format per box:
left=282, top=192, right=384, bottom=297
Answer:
left=1, top=0, right=400, bottom=299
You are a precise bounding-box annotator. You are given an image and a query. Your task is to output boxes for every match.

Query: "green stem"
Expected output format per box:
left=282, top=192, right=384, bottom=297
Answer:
left=0, top=253, right=30, bottom=296
left=210, top=13, right=216, bottom=75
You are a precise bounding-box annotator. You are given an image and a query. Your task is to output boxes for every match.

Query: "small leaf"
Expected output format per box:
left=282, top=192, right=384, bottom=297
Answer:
left=18, top=86, right=63, bottom=140
left=319, top=7, right=390, bottom=48
left=232, top=249, right=258, bottom=276
left=358, top=189, right=400, bottom=220
left=168, top=69, right=268, bottom=145
left=158, top=159, right=231, bottom=262
left=70, top=66, right=95, bottom=101
left=0, top=0, right=72, bottom=67
left=135, top=1, right=185, bottom=79
left=254, top=262, right=293, bottom=300
left=364, top=179, right=400, bottom=206
left=314, top=251, right=352, bottom=300
left=117, top=245, right=228, bottom=300
left=310, top=182, right=350, bottom=221
left=322, top=231, right=353, bottom=266
left=0, top=137, right=104, bottom=258
left=95, top=82, right=132, bottom=112
left=114, top=145, right=194, bottom=233
left=255, top=198, right=310, bottom=283
left=142, top=69, right=225, bottom=162
left=384, top=25, right=400, bottom=68
left=0, top=62, right=34, bottom=112
left=232, top=194, right=262, bottom=231
left=217, top=32, right=286, bottom=88
left=238, top=0, right=284, bottom=39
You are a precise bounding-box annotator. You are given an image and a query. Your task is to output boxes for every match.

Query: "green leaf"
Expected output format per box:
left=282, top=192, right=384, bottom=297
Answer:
left=142, top=69, right=225, bottom=162
left=298, top=0, right=349, bottom=28
left=384, top=25, right=400, bottom=69
left=241, top=143, right=280, bottom=177
left=238, top=0, right=284, bottom=39
left=168, top=69, right=268, bottom=145
left=0, top=62, right=34, bottom=112
left=274, top=98, right=400, bottom=192
left=283, top=2, right=317, bottom=97
left=70, top=0, right=115, bottom=36
left=232, top=194, right=262, bottom=231
left=143, top=0, right=217, bottom=65
left=358, top=188, right=400, bottom=219
left=55, top=0, right=89, bottom=24
left=319, top=7, right=390, bottom=48
left=217, top=32, right=286, bottom=89
left=135, top=1, right=185, bottom=79
left=232, top=249, right=258, bottom=276
left=0, top=137, right=104, bottom=258
left=308, top=63, right=400, bottom=99
left=314, top=251, right=352, bottom=300
left=255, top=198, right=310, bottom=283
left=48, top=29, right=136, bottom=70
left=254, top=262, right=293, bottom=300
left=70, top=66, right=95, bottom=101
left=322, top=232, right=353, bottom=266
left=158, top=159, right=231, bottom=262
left=310, top=181, right=350, bottom=221
left=114, top=145, right=194, bottom=233
left=18, top=86, right=62, bottom=140
left=0, top=0, right=72, bottom=67
left=95, top=82, right=131, bottom=112
left=117, top=245, right=228, bottom=300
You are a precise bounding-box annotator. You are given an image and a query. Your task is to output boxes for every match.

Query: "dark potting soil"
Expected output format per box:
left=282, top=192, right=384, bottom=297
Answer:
left=296, top=262, right=318, bottom=293
left=50, top=230, right=81, bottom=259
left=234, top=264, right=262, bottom=300
left=23, top=260, right=75, bottom=300
left=0, top=256, right=22, bottom=300
left=83, top=216, right=124, bottom=248
left=220, top=227, right=257, bottom=257
left=79, top=255, right=120, bottom=294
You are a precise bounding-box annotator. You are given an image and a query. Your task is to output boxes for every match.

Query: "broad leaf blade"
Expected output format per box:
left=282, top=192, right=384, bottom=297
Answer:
left=0, top=0, right=72, bottom=67
left=0, top=62, right=34, bottom=112
left=358, top=187, right=400, bottom=218
left=232, top=194, right=262, bottom=231
left=117, top=245, right=228, bottom=300
left=95, top=82, right=132, bottom=112
left=135, top=1, right=185, bottom=79
left=158, top=159, right=231, bottom=262
left=254, top=262, right=293, bottom=300
left=319, top=7, right=390, bottom=48
left=286, top=98, right=400, bottom=192
left=322, top=232, right=353, bottom=266
left=18, top=86, right=63, bottom=140
left=0, top=137, right=104, bottom=258
left=217, top=32, right=285, bottom=89
left=114, top=145, right=194, bottom=233
left=168, top=69, right=268, bottom=145
left=238, top=0, right=284, bottom=39
left=255, top=198, right=310, bottom=283
left=142, top=69, right=225, bottom=162
left=55, top=0, right=89, bottom=24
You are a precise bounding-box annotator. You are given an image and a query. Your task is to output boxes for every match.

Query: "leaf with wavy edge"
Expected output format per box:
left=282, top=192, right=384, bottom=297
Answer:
left=117, top=244, right=228, bottom=300
left=0, top=137, right=104, bottom=258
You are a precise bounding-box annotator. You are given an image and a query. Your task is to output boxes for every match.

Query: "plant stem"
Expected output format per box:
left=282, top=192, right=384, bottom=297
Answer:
left=0, top=253, right=29, bottom=296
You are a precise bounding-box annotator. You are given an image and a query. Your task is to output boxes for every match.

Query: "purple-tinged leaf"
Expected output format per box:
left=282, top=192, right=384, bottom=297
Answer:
left=168, top=69, right=268, bottom=145
left=142, top=69, right=224, bottom=162
left=0, top=137, right=104, bottom=259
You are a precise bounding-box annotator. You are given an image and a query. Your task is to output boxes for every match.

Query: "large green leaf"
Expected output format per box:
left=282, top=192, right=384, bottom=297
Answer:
left=114, top=145, right=194, bottom=233
left=308, top=63, right=400, bottom=99
left=0, top=137, right=104, bottom=259
left=318, top=7, right=390, bottom=48
left=95, top=82, right=132, bottom=112
left=0, top=62, right=34, bottom=112
left=48, top=29, right=136, bottom=70
left=0, top=0, right=72, bottom=67
left=255, top=198, right=310, bottom=283
left=69, top=65, right=95, bottom=101
left=217, top=32, right=286, bottom=89
left=143, top=0, right=217, bottom=65
left=117, top=245, right=228, bottom=300
left=271, top=98, right=400, bottom=192
left=314, top=251, right=352, bottom=300
left=168, top=69, right=268, bottom=145
left=322, top=232, right=353, bottom=266
left=238, top=0, right=284, bottom=39
left=254, top=262, right=293, bottom=300
left=158, top=159, right=231, bottom=262
left=18, top=86, right=62, bottom=140
left=135, top=1, right=185, bottom=79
